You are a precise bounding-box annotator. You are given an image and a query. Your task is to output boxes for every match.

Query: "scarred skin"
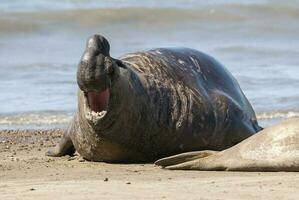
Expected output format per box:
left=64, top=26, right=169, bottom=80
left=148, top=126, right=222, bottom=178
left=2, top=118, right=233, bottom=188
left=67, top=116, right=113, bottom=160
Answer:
left=46, top=34, right=261, bottom=162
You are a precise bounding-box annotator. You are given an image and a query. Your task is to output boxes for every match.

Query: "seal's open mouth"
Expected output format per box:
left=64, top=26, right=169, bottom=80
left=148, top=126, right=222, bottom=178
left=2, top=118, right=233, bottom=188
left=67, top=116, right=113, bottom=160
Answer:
left=84, top=89, right=110, bottom=121
left=87, top=89, right=109, bottom=112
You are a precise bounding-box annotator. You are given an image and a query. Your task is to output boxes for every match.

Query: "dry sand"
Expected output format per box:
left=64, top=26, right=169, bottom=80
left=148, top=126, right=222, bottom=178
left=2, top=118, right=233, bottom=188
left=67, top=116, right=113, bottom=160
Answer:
left=0, top=129, right=299, bottom=200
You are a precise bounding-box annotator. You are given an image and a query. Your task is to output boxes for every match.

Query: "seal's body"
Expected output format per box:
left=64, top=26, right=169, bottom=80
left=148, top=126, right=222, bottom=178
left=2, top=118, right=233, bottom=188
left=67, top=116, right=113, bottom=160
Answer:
left=47, top=35, right=261, bottom=162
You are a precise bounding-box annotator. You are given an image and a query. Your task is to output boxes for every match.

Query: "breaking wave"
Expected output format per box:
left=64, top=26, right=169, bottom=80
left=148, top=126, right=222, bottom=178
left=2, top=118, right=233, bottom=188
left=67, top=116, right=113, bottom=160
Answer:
left=0, top=112, right=73, bottom=130
left=0, top=110, right=298, bottom=130
left=256, top=111, right=299, bottom=120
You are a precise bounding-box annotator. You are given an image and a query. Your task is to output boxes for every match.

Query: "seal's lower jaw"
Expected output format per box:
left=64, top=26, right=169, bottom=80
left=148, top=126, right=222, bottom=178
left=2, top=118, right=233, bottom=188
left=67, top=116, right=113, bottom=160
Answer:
left=83, top=89, right=110, bottom=124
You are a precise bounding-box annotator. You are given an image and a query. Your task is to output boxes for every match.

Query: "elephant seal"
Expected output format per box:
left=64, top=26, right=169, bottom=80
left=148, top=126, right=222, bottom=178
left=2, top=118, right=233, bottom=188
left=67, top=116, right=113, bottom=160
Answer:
left=46, top=34, right=261, bottom=162
left=155, top=118, right=299, bottom=171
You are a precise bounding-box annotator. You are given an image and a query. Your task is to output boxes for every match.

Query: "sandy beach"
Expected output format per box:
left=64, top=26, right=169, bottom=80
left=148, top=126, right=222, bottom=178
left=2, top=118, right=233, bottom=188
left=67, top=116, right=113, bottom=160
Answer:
left=0, top=129, right=298, bottom=200
left=1, top=1, right=299, bottom=199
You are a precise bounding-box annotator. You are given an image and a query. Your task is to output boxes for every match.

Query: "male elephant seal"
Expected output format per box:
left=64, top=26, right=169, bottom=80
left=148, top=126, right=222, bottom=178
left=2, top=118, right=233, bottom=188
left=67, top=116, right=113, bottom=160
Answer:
left=47, top=34, right=261, bottom=162
left=155, top=118, right=299, bottom=171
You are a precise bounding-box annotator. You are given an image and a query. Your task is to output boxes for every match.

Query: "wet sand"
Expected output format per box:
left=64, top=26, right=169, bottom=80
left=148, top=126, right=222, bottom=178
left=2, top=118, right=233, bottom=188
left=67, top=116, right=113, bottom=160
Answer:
left=0, top=130, right=298, bottom=200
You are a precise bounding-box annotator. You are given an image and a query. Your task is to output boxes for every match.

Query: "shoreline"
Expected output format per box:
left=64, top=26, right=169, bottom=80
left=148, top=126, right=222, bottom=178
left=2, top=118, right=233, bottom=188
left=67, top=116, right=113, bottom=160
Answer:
left=2, top=111, right=299, bottom=130
left=1, top=129, right=298, bottom=199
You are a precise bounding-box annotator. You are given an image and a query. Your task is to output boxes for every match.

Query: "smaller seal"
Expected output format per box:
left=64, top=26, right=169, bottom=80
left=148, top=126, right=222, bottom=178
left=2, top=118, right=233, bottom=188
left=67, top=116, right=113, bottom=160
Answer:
left=155, top=118, right=299, bottom=171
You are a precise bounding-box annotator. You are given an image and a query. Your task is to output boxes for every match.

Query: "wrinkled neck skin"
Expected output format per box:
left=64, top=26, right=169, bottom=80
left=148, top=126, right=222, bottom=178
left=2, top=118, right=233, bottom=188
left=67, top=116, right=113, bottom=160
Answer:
left=77, top=66, right=143, bottom=139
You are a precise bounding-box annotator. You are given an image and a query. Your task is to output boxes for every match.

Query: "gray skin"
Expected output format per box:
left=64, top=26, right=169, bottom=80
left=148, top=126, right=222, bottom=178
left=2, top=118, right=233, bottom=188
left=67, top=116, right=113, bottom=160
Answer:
left=155, top=118, right=299, bottom=171
left=46, top=34, right=261, bottom=162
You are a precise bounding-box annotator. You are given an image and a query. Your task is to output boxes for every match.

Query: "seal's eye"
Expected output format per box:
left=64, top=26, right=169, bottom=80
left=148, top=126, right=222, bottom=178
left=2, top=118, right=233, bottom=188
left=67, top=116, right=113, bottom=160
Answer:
left=104, top=56, right=114, bottom=75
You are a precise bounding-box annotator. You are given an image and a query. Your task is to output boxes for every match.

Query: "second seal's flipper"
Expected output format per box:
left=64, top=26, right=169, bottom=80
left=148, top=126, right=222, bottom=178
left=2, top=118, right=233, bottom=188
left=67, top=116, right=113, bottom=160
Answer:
left=156, top=118, right=299, bottom=171
left=155, top=150, right=218, bottom=168
left=155, top=151, right=228, bottom=170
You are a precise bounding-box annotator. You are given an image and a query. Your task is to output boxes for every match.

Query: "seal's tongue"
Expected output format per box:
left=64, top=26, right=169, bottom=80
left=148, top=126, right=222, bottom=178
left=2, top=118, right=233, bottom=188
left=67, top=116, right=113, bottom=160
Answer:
left=87, top=89, right=110, bottom=112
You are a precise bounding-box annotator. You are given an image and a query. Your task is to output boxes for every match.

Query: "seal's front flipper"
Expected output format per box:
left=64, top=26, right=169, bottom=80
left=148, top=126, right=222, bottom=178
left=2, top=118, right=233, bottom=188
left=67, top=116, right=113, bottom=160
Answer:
left=46, top=135, right=75, bottom=157
left=155, top=150, right=218, bottom=168
left=46, top=116, right=77, bottom=157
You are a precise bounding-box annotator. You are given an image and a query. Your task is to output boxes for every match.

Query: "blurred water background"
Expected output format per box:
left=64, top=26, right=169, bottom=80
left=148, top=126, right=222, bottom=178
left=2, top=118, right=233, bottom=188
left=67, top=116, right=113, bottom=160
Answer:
left=0, top=0, right=298, bottom=129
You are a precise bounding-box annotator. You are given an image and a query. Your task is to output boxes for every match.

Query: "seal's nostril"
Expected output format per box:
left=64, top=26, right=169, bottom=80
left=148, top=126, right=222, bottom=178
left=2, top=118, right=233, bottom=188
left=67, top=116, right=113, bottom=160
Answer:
left=82, top=49, right=99, bottom=64
left=95, top=54, right=105, bottom=66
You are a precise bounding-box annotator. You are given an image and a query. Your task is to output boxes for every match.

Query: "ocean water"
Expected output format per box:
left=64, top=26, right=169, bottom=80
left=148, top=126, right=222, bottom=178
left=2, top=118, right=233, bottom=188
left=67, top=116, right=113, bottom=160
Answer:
left=0, top=0, right=298, bottom=129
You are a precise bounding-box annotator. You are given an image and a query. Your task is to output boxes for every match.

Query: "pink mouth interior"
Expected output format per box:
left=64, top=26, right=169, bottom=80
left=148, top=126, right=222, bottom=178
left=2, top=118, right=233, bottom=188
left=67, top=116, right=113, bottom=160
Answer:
left=87, top=89, right=110, bottom=112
